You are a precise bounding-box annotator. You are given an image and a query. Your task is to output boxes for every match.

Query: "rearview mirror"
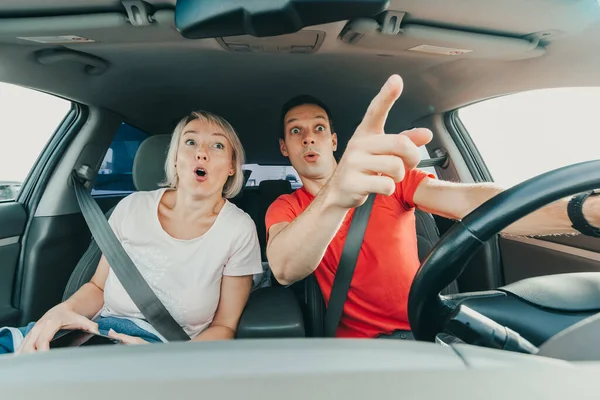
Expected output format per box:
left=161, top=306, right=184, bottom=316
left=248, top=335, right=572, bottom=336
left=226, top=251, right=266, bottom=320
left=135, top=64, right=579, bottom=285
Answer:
left=175, top=0, right=389, bottom=39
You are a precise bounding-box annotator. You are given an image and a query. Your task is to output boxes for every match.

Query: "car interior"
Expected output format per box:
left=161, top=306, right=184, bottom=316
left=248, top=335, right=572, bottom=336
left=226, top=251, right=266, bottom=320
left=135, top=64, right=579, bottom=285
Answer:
left=2, top=0, right=600, bottom=396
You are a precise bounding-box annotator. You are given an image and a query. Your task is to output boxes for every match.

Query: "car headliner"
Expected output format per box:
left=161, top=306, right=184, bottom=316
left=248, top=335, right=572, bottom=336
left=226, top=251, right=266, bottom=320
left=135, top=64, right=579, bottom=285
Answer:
left=0, top=0, right=599, bottom=164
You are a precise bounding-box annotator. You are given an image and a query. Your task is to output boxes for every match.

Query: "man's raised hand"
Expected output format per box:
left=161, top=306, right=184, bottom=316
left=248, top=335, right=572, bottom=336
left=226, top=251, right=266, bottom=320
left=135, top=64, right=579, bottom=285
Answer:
left=326, top=74, right=433, bottom=209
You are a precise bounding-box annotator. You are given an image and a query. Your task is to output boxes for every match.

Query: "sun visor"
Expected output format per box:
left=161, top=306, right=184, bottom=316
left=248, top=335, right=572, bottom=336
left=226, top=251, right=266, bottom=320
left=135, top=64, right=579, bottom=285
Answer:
left=0, top=10, right=181, bottom=46
left=339, top=14, right=546, bottom=60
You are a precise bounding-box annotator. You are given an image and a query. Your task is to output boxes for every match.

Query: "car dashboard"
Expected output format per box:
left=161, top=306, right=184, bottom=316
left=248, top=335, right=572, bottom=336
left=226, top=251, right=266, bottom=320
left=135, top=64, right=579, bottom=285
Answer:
left=1, top=338, right=599, bottom=400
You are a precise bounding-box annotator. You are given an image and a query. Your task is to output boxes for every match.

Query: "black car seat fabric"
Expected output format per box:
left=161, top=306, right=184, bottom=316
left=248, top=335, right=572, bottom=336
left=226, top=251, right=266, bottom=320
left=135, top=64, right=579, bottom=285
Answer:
left=255, top=180, right=293, bottom=261
left=415, top=209, right=458, bottom=295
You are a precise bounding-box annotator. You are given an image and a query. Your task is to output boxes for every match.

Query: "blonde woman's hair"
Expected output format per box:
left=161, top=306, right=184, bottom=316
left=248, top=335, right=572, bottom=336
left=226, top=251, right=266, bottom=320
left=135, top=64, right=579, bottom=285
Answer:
left=162, top=111, right=245, bottom=198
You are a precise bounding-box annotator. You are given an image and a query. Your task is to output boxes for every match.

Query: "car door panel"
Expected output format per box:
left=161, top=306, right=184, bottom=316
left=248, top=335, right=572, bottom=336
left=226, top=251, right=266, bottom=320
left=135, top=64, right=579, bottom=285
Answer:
left=500, top=236, right=600, bottom=284
left=18, top=214, right=91, bottom=324
left=434, top=215, right=503, bottom=291
left=541, top=235, right=600, bottom=254
left=0, top=202, right=26, bottom=325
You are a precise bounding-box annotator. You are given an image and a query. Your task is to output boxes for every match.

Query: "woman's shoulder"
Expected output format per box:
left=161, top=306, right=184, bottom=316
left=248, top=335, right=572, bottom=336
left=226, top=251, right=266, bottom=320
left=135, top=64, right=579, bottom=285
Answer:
left=123, top=188, right=165, bottom=203
left=111, top=188, right=165, bottom=217
left=224, top=200, right=255, bottom=222
left=222, top=201, right=257, bottom=231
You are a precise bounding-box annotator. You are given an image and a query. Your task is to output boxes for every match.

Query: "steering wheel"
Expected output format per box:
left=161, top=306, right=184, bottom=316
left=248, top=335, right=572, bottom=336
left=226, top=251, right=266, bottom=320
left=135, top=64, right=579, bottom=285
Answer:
left=407, top=160, right=600, bottom=343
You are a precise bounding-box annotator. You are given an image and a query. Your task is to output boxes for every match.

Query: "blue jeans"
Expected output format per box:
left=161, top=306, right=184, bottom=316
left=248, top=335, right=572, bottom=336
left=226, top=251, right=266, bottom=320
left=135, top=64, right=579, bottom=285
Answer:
left=0, top=316, right=163, bottom=354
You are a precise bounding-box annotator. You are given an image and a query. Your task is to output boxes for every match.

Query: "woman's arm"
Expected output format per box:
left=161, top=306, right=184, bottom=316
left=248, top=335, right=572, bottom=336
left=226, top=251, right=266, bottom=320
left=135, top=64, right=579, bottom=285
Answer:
left=64, top=255, right=110, bottom=318
left=192, top=275, right=253, bottom=341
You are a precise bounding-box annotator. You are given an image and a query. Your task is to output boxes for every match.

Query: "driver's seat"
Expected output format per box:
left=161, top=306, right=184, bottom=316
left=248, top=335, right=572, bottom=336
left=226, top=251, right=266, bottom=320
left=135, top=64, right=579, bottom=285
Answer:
left=295, top=208, right=459, bottom=337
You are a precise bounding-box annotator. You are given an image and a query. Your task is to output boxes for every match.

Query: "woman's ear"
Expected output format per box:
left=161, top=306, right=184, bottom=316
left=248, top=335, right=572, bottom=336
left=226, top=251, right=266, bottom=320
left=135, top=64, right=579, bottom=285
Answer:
left=229, top=157, right=235, bottom=176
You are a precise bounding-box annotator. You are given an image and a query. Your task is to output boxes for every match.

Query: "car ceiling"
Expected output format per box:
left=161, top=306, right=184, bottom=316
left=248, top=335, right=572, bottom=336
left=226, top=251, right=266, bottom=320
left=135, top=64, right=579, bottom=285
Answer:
left=0, top=0, right=599, bottom=164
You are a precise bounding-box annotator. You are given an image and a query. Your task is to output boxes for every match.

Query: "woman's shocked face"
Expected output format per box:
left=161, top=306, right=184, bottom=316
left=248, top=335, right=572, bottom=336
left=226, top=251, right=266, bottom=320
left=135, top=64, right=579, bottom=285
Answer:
left=175, top=119, right=234, bottom=198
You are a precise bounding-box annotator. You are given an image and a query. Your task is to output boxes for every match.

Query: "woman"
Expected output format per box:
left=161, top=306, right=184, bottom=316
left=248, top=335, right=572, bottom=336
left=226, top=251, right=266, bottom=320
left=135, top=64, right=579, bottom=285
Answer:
left=12, top=110, right=262, bottom=353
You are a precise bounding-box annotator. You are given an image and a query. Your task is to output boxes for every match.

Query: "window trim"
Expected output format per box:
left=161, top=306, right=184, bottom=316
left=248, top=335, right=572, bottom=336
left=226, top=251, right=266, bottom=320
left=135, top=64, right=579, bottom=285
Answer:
left=445, top=110, right=494, bottom=183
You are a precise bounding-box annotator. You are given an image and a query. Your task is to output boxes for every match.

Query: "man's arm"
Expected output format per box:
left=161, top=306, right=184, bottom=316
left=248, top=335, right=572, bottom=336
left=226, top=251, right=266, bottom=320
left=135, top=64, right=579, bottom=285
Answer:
left=413, top=178, right=600, bottom=236
left=267, top=186, right=349, bottom=285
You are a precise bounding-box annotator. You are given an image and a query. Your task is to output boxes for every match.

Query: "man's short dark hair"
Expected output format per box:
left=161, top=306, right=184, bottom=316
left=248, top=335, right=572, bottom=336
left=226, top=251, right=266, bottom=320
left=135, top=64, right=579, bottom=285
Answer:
left=280, top=95, right=334, bottom=140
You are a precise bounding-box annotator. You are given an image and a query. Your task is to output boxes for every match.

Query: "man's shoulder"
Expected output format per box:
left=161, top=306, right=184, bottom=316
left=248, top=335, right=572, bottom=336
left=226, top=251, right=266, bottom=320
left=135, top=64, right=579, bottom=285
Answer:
left=268, top=188, right=308, bottom=211
left=265, top=188, right=311, bottom=228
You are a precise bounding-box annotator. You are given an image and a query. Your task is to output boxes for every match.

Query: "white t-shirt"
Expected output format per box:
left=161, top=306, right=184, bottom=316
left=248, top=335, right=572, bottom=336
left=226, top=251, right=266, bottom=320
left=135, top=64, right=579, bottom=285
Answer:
left=100, top=188, right=262, bottom=339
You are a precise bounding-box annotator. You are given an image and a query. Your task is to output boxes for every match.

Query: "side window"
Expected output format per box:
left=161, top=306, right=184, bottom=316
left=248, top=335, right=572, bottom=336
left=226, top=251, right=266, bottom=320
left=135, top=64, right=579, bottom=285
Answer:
left=243, top=164, right=302, bottom=189
left=0, top=82, right=71, bottom=202
left=457, top=88, right=600, bottom=188
left=92, top=123, right=149, bottom=196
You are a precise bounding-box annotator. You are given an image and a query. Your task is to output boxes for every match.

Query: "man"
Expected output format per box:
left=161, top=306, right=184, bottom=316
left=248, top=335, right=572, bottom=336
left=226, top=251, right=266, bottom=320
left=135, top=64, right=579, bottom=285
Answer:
left=265, top=74, right=600, bottom=338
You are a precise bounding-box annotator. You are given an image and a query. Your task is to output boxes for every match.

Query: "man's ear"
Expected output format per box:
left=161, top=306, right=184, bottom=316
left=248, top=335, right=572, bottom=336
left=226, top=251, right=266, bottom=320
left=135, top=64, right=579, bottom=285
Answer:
left=279, top=138, right=289, bottom=157
left=332, top=132, right=338, bottom=151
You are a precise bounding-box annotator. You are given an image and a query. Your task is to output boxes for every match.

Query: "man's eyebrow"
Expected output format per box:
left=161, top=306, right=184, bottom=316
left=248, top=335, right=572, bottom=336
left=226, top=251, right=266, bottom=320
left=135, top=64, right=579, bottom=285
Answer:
left=285, top=115, right=327, bottom=124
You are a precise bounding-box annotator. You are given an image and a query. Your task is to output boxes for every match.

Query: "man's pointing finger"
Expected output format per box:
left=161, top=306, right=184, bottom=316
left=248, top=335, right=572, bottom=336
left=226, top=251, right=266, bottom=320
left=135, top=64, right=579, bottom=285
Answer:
left=356, top=74, right=404, bottom=136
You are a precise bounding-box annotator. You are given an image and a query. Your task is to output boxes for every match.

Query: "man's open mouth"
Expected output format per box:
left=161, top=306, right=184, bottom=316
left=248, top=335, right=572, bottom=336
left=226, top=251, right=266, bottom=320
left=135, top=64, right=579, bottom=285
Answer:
left=304, top=152, right=319, bottom=162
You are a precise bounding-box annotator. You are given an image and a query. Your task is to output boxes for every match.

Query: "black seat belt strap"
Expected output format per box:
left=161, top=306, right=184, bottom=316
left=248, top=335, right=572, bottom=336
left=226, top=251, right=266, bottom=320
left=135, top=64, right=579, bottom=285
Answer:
left=71, top=170, right=190, bottom=342
left=323, top=193, right=376, bottom=337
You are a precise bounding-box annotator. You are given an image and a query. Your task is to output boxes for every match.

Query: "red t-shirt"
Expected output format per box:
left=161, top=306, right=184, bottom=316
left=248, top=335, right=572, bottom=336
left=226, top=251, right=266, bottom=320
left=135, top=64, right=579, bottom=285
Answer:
left=265, top=169, right=433, bottom=338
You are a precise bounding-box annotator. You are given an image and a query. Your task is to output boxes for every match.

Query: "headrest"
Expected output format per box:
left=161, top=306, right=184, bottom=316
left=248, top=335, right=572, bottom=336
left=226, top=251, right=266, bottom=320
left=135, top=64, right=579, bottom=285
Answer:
left=258, top=179, right=292, bottom=200
left=132, top=134, right=171, bottom=191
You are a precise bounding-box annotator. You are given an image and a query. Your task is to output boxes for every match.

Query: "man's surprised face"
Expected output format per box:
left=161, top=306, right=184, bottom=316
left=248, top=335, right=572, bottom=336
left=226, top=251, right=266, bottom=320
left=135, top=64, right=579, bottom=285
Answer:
left=280, top=104, right=338, bottom=180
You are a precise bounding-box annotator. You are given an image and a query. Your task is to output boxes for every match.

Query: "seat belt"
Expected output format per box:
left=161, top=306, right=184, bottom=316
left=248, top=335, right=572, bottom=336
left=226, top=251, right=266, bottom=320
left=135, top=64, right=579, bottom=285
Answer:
left=323, top=193, right=376, bottom=337
left=70, top=169, right=190, bottom=342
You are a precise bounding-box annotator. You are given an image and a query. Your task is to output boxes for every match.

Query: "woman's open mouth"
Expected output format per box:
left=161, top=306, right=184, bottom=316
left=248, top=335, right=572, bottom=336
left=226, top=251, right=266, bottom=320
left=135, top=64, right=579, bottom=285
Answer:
left=194, top=167, right=208, bottom=182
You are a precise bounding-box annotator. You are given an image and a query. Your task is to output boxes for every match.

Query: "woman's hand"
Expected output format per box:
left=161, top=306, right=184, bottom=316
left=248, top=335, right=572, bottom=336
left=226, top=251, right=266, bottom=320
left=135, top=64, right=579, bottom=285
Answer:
left=108, top=329, right=149, bottom=345
left=16, top=303, right=99, bottom=354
